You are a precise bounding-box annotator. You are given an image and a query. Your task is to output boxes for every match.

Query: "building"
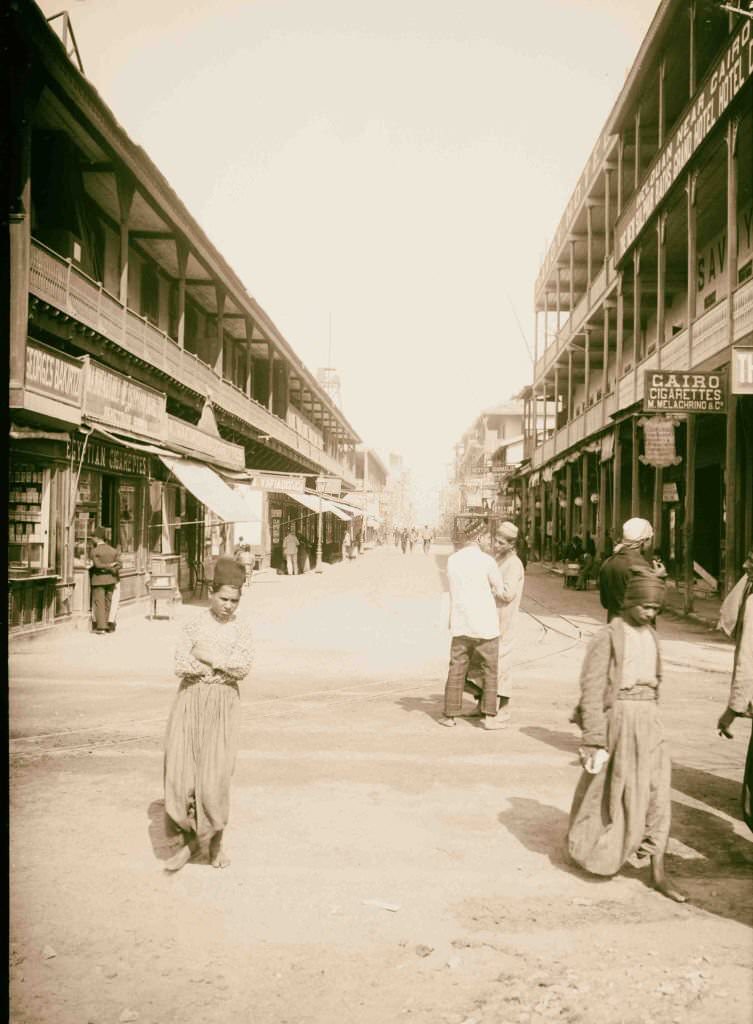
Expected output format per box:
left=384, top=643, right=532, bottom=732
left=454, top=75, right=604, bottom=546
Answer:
left=516, top=0, right=752, bottom=598
left=6, top=1, right=367, bottom=632
left=453, top=401, right=526, bottom=517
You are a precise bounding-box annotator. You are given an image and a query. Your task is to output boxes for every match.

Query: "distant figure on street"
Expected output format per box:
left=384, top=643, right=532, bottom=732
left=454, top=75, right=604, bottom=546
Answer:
left=394, top=527, right=400, bottom=548
left=283, top=528, right=300, bottom=575
left=439, top=519, right=506, bottom=731
left=409, top=527, right=418, bottom=552
left=599, top=518, right=665, bottom=622
left=236, top=544, right=254, bottom=586
left=400, top=527, right=409, bottom=554
left=342, top=528, right=353, bottom=560
left=163, top=557, right=252, bottom=872
left=567, top=570, right=686, bottom=902
left=564, top=535, right=584, bottom=562
left=421, top=524, right=433, bottom=554
left=465, top=521, right=525, bottom=724
left=576, top=533, right=597, bottom=590
left=89, top=527, right=120, bottom=635
left=716, top=548, right=753, bottom=833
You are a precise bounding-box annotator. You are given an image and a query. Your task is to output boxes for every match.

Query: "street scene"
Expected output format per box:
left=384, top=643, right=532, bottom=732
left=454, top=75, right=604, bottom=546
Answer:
left=6, top=0, right=753, bottom=1022
left=10, top=546, right=753, bottom=1024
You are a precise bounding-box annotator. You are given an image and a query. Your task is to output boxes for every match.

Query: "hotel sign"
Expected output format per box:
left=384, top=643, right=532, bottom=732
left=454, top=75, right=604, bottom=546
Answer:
left=616, top=20, right=752, bottom=262
left=83, top=359, right=167, bottom=441
left=25, top=339, right=83, bottom=408
left=731, top=346, right=753, bottom=395
left=643, top=371, right=727, bottom=413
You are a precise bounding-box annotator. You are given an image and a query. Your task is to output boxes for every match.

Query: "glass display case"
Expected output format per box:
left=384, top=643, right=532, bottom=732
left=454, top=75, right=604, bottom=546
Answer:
left=8, top=463, right=49, bottom=576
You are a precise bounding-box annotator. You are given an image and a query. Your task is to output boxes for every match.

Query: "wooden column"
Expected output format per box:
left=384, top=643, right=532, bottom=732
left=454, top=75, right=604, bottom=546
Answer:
left=567, top=348, right=573, bottom=423
left=586, top=201, right=594, bottom=301
left=543, top=290, right=549, bottom=351
left=556, top=265, right=562, bottom=332
left=214, top=285, right=225, bottom=376
left=553, top=360, right=560, bottom=430
left=653, top=466, right=664, bottom=553
left=569, top=239, right=575, bottom=319
left=616, top=272, right=624, bottom=382
left=552, top=471, right=560, bottom=556
left=604, top=167, right=613, bottom=260
left=597, top=451, right=608, bottom=556
left=244, top=316, right=255, bottom=399
left=540, top=482, right=547, bottom=562
left=534, top=309, right=539, bottom=366
left=631, top=417, right=640, bottom=517
left=633, top=247, right=642, bottom=384
left=267, top=342, right=275, bottom=412
left=686, top=172, right=698, bottom=365
left=683, top=415, right=696, bottom=613
left=634, top=108, right=641, bottom=190
left=175, top=239, right=189, bottom=349
left=584, top=330, right=591, bottom=407
left=602, top=303, right=610, bottom=425
left=724, top=116, right=740, bottom=594
left=658, top=59, right=666, bottom=148
left=656, top=212, right=667, bottom=362
left=612, top=423, right=623, bottom=540
left=581, top=451, right=589, bottom=543
left=8, top=113, right=32, bottom=402
left=689, top=1, right=696, bottom=96
left=117, top=173, right=136, bottom=304
left=565, top=462, right=573, bottom=543
left=617, top=135, right=624, bottom=217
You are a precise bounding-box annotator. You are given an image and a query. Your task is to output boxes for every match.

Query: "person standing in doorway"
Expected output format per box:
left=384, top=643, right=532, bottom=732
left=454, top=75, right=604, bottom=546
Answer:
left=283, top=528, right=299, bottom=575
left=439, top=520, right=506, bottom=731
left=90, top=527, right=120, bottom=635
left=465, top=521, right=525, bottom=724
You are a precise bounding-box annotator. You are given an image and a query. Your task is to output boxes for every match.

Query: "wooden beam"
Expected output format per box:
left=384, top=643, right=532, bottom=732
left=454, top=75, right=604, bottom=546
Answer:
left=129, top=230, right=174, bottom=240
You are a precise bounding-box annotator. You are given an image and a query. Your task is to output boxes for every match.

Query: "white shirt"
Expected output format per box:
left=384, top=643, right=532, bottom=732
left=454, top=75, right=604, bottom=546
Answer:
left=495, top=552, right=525, bottom=643
left=620, top=621, right=658, bottom=689
left=447, top=544, right=504, bottom=639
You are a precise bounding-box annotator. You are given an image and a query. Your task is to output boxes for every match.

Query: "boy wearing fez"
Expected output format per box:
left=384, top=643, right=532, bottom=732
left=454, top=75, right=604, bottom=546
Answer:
left=567, top=570, right=686, bottom=902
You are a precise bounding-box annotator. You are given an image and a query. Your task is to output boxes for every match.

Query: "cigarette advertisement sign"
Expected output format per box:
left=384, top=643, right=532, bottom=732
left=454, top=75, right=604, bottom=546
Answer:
left=643, top=371, right=727, bottom=413
left=731, top=346, right=753, bottom=395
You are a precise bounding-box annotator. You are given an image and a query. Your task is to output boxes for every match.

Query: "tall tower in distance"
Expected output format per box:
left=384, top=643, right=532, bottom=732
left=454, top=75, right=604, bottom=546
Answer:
left=316, top=367, right=342, bottom=409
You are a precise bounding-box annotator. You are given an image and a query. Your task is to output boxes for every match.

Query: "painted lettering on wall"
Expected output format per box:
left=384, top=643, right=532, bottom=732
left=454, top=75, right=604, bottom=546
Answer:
left=643, top=371, right=727, bottom=413
left=25, top=340, right=83, bottom=406
left=83, top=360, right=167, bottom=440
left=616, top=20, right=752, bottom=261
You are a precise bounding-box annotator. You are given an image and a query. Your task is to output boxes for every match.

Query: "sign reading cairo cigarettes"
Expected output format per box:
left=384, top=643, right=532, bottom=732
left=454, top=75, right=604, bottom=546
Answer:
left=643, top=370, right=727, bottom=413
left=616, top=20, right=752, bottom=261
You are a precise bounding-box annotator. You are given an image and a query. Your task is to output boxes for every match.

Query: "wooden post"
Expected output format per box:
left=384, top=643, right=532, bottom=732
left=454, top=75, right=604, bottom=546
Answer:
left=633, top=247, right=642, bottom=373
left=658, top=59, right=666, bottom=148
left=602, top=303, right=610, bottom=425
left=724, top=117, right=739, bottom=595
left=604, top=167, right=613, bottom=261
left=556, top=264, right=562, bottom=333
left=653, top=465, right=663, bottom=554
left=540, top=482, right=547, bottom=562
left=117, top=173, right=136, bottom=304
left=631, top=417, right=640, bottom=517
left=586, top=201, right=594, bottom=302
left=244, top=316, right=255, bottom=399
left=552, top=470, right=560, bottom=556
left=656, top=213, right=667, bottom=364
left=553, top=360, right=560, bottom=431
left=612, top=423, right=622, bottom=540
left=617, top=135, right=624, bottom=217
left=689, top=1, right=696, bottom=96
left=686, top=172, right=697, bottom=367
left=175, top=239, right=188, bottom=349
left=683, top=415, right=696, bottom=613
left=597, top=450, right=608, bottom=557
left=267, top=342, right=275, bottom=412
left=8, top=114, right=32, bottom=403
left=214, top=285, right=225, bottom=377
left=569, top=239, right=575, bottom=320
left=584, top=329, right=591, bottom=407
left=565, top=462, right=573, bottom=542
left=616, top=272, right=624, bottom=384
left=581, top=451, right=589, bottom=543
left=634, top=108, right=641, bottom=191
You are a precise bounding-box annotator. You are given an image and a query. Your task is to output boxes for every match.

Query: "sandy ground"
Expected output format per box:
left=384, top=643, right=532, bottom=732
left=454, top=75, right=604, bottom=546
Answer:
left=9, top=546, right=753, bottom=1024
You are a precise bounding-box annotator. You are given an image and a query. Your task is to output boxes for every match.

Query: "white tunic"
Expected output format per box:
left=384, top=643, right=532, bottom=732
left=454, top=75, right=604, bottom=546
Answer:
left=447, top=544, right=504, bottom=640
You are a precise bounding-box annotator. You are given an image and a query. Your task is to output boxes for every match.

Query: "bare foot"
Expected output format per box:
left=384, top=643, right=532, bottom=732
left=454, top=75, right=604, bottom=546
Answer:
left=651, top=855, right=687, bottom=902
left=209, top=831, right=230, bottom=869
left=164, top=844, right=192, bottom=873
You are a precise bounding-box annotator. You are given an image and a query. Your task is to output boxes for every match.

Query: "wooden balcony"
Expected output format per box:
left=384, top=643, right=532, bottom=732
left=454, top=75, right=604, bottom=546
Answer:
left=28, top=240, right=354, bottom=484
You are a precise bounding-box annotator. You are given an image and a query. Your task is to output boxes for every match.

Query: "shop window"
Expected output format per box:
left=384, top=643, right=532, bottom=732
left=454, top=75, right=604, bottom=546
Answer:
left=149, top=481, right=164, bottom=553
left=73, top=469, right=100, bottom=567
left=119, top=484, right=137, bottom=557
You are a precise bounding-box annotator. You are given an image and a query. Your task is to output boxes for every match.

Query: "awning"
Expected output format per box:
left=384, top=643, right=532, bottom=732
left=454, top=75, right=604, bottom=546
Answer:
left=281, top=490, right=352, bottom=522
left=326, top=497, right=363, bottom=517
left=160, top=456, right=258, bottom=523
left=90, top=424, right=173, bottom=457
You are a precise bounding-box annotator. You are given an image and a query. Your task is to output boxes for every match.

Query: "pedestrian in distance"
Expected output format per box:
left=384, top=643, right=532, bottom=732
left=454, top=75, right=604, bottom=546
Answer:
left=439, top=519, right=506, bottom=731
left=716, top=548, right=753, bottom=833
left=400, top=527, right=409, bottom=554
left=421, top=524, right=433, bottom=554
left=566, top=570, right=686, bottom=902
left=163, top=556, right=253, bottom=872
left=89, top=527, right=120, bottom=635
left=237, top=544, right=254, bottom=587
left=409, top=527, right=418, bottom=552
left=283, top=527, right=300, bottom=575
left=598, top=517, right=666, bottom=622
left=464, top=521, right=525, bottom=725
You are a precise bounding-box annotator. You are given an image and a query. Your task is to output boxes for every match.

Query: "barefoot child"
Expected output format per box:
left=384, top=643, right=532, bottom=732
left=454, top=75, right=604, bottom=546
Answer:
left=567, top=570, right=686, bottom=902
left=163, top=557, right=252, bottom=872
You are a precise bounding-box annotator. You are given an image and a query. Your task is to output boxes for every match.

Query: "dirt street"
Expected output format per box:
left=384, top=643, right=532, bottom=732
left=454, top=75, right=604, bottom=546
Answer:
left=9, top=545, right=753, bottom=1024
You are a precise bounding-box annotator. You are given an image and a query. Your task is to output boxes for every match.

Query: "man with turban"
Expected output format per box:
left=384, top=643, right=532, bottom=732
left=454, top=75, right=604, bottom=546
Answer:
left=598, top=517, right=665, bottom=622
left=464, top=521, right=526, bottom=724
left=567, top=569, right=686, bottom=902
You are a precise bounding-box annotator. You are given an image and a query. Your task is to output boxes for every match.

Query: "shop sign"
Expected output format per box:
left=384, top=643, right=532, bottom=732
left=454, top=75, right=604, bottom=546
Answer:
left=643, top=371, right=727, bottom=413
left=25, top=339, right=83, bottom=407
left=67, top=436, right=149, bottom=477
left=83, top=359, right=167, bottom=441
left=166, top=415, right=245, bottom=470
left=616, top=20, right=752, bottom=261
left=731, top=346, right=753, bottom=395
left=316, top=476, right=342, bottom=496
left=638, top=416, right=682, bottom=468
left=663, top=482, right=680, bottom=503
left=249, top=472, right=306, bottom=492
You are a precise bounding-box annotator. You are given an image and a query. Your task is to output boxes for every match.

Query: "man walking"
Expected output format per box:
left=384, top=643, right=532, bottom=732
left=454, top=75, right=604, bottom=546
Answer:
left=599, top=518, right=665, bottom=622
left=90, top=527, right=120, bottom=635
left=440, top=520, right=506, bottom=731
left=421, top=524, right=433, bottom=554
left=283, top=527, right=300, bottom=575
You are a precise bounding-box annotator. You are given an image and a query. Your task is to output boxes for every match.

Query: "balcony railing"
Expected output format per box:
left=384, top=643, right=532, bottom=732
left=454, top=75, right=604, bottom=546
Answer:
left=28, top=240, right=353, bottom=483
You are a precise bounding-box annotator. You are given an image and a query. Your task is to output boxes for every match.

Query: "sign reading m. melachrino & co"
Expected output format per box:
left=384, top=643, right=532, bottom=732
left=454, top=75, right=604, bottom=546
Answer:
left=643, top=370, right=727, bottom=413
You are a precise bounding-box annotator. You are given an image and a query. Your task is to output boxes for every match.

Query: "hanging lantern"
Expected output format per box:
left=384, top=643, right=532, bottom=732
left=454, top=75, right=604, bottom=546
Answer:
left=573, top=496, right=583, bottom=507
left=590, top=492, right=599, bottom=504
left=558, top=497, right=567, bottom=508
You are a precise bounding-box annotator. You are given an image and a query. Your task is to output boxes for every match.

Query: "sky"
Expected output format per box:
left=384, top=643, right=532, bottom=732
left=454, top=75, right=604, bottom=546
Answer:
left=37, top=0, right=660, bottom=520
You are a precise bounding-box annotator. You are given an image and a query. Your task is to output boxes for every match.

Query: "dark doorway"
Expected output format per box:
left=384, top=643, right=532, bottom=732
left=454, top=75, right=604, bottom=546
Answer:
left=694, top=464, right=721, bottom=581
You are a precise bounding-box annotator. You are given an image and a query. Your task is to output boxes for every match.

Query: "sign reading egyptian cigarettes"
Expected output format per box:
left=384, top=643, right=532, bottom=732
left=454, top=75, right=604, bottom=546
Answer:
left=643, top=371, right=727, bottom=413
